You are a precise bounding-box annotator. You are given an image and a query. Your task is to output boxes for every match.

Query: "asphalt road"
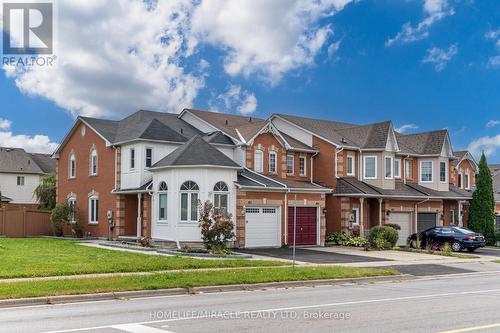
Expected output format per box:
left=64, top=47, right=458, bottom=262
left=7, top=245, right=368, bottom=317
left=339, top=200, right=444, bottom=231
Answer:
left=3, top=272, right=500, bottom=333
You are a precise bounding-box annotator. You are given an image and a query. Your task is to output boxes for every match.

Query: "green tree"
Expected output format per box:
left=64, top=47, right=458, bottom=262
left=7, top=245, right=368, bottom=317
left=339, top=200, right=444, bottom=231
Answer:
left=468, top=153, right=495, bottom=244
left=34, top=174, right=56, bottom=210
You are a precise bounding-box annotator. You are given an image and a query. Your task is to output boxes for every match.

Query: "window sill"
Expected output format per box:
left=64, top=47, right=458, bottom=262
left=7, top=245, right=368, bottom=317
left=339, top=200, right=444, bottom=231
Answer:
left=88, top=222, right=98, bottom=225
left=89, top=174, right=98, bottom=177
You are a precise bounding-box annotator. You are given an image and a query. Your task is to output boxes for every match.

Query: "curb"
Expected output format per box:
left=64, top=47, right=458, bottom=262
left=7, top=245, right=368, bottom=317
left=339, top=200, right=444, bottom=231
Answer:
left=0, top=274, right=410, bottom=309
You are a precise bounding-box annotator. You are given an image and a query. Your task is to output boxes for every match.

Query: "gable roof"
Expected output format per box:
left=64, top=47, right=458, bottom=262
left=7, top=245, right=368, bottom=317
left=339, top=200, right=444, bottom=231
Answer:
left=489, top=164, right=500, bottom=203
left=396, top=130, right=449, bottom=155
left=202, top=131, right=235, bottom=145
left=29, top=153, right=56, bottom=173
left=151, top=135, right=240, bottom=169
left=278, top=131, right=317, bottom=152
left=0, top=147, right=52, bottom=174
left=183, top=109, right=266, bottom=142
left=453, top=150, right=478, bottom=171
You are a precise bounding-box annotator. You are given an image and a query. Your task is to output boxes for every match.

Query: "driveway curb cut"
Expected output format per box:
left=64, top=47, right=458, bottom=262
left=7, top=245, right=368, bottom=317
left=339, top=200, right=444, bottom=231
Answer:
left=0, top=274, right=410, bottom=309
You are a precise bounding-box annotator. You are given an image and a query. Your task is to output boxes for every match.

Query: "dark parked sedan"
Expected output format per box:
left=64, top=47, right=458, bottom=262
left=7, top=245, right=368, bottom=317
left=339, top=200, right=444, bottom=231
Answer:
left=408, top=226, right=486, bottom=252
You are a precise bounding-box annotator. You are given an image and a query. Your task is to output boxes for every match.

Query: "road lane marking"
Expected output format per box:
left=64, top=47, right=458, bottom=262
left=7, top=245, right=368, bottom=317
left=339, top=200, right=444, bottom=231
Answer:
left=439, top=323, right=500, bottom=333
left=112, top=323, right=175, bottom=333
left=40, top=287, right=500, bottom=333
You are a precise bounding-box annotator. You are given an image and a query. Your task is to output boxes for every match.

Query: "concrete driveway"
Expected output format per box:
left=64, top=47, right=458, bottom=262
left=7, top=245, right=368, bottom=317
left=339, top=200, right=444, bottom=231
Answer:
left=236, top=247, right=389, bottom=264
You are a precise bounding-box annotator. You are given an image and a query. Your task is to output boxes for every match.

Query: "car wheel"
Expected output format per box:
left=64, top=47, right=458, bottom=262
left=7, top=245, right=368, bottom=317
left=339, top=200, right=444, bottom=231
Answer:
left=451, top=241, right=462, bottom=252
left=467, top=248, right=477, bottom=253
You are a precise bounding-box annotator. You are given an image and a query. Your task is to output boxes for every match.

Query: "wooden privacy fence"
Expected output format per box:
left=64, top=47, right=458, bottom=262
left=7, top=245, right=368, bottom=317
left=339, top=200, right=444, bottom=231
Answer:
left=0, top=206, right=52, bottom=237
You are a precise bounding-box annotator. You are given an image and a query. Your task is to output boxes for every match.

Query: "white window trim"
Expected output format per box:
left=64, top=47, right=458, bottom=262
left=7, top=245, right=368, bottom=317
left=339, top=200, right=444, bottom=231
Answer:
left=405, top=159, right=412, bottom=179
left=90, top=149, right=98, bottom=176
left=299, top=156, right=307, bottom=176
left=458, top=173, right=463, bottom=189
left=254, top=150, right=263, bottom=173
left=465, top=172, right=471, bottom=190
left=88, top=196, right=99, bottom=225
left=180, top=182, right=199, bottom=223
left=352, top=208, right=360, bottom=225
left=286, top=155, right=294, bottom=175
left=450, top=209, right=455, bottom=225
left=363, top=156, right=377, bottom=180
left=130, top=148, right=136, bottom=171
left=346, top=156, right=355, bottom=176
left=439, top=161, right=447, bottom=183
left=69, top=153, right=76, bottom=179
left=68, top=197, right=76, bottom=223
left=394, top=159, right=401, bottom=179
left=420, top=160, right=433, bottom=183
left=145, top=147, right=153, bottom=168
left=384, top=156, right=393, bottom=179
left=157, top=192, right=168, bottom=224
left=17, top=175, right=25, bottom=186
left=269, top=151, right=277, bottom=174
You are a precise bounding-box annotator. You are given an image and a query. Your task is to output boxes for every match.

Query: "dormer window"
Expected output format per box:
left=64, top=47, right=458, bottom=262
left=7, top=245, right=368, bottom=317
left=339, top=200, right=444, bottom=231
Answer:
left=465, top=172, right=470, bottom=190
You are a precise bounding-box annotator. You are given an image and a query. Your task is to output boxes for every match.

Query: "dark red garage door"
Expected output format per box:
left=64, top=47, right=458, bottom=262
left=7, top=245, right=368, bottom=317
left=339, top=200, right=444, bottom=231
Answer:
left=288, top=207, right=317, bottom=245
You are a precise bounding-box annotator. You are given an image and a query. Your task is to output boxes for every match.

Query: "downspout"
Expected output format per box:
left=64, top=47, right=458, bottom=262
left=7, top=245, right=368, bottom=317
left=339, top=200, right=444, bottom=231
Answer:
left=414, top=198, right=430, bottom=234
left=335, top=147, right=344, bottom=178
left=310, top=151, right=319, bottom=183
left=358, top=149, right=363, bottom=181
left=284, top=189, right=289, bottom=245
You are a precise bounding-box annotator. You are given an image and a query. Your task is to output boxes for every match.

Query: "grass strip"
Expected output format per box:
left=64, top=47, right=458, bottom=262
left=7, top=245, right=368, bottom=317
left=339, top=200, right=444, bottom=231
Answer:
left=0, top=266, right=398, bottom=299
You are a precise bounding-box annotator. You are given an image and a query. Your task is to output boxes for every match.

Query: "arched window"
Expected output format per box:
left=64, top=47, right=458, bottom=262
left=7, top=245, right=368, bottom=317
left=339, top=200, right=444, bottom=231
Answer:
left=69, top=153, right=76, bottom=178
left=254, top=150, right=263, bottom=173
left=180, top=181, right=199, bottom=222
left=213, top=181, right=229, bottom=214
left=158, top=181, right=168, bottom=222
left=90, top=148, right=98, bottom=175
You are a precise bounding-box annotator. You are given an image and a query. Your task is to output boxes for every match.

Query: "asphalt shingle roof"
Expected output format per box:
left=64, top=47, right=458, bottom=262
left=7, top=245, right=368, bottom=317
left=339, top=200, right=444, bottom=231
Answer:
left=0, top=147, right=49, bottom=174
left=396, top=130, right=448, bottom=155
left=278, top=131, right=316, bottom=151
left=202, top=131, right=235, bottom=145
left=29, top=153, right=56, bottom=173
left=236, top=169, right=285, bottom=188
left=152, top=135, right=240, bottom=168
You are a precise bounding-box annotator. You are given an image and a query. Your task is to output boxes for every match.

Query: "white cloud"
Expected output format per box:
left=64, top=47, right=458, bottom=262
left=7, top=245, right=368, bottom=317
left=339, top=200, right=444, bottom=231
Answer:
left=190, top=0, right=352, bottom=83
left=0, top=118, right=12, bottom=130
left=395, top=124, right=419, bottom=133
left=487, top=120, right=500, bottom=128
left=1, top=0, right=353, bottom=118
left=467, top=134, right=500, bottom=159
left=213, top=84, right=258, bottom=115
left=386, top=0, right=454, bottom=47
left=485, top=28, right=500, bottom=69
left=421, top=44, right=458, bottom=71
left=0, top=119, right=58, bottom=153
left=327, top=40, right=342, bottom=59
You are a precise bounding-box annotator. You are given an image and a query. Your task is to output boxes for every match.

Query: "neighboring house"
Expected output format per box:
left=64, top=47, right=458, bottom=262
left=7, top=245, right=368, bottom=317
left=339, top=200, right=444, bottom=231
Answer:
left=55, top=109, right=475, bottom=247
left=489, top=164, right=500, bottom=227
left=270, top=114, right=474, bottom=245
left=0, top=147, right=56, bottom=207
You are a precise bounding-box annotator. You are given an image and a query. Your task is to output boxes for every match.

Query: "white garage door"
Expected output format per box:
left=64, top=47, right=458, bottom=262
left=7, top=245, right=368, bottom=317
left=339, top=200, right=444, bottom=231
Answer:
left=245, top=207, right=280, bottom=248
left=389, top=212, right=412, bottom=246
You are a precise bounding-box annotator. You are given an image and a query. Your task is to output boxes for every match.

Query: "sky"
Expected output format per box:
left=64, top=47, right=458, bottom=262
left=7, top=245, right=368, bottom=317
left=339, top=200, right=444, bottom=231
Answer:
left=0, top=0, right=499, bottom=162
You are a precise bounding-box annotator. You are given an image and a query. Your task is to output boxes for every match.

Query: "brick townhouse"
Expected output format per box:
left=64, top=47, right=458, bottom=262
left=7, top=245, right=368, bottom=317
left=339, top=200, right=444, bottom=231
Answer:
left=55, top=109, right=476, bottom=247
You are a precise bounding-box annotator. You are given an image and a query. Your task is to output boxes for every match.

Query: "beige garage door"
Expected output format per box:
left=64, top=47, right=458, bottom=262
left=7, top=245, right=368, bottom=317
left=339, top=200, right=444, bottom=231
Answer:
left=389, top=212, right=412, bottom=246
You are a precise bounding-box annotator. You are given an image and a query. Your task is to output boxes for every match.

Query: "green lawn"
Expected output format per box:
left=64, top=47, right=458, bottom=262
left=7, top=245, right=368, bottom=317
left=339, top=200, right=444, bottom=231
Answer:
left=0, top=238, right=283, bottom=278
left=0, top=266, right=399, bottom=299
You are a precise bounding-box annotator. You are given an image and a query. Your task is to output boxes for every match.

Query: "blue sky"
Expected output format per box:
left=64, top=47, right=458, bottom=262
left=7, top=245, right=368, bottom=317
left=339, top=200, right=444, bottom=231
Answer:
left=0, top=0, right=499, bottom=162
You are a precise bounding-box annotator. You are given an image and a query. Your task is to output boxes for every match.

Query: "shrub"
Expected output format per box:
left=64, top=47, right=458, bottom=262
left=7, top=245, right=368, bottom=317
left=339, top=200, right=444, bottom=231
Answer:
left=50, top=203, right=83, bottom=237
left=442, top=242, right=452, bottom=256
left=385, top=223, right=401, bottom=230
left=198, top=200, right=235, bottom=250
left=368, top=225, right=399, bottom=250
left=326, top=232, right=368, bottom=247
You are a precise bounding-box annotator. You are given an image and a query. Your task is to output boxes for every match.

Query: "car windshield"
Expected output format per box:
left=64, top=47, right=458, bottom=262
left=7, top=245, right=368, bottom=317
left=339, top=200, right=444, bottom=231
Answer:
left=452, top=227, right=475, bottom=234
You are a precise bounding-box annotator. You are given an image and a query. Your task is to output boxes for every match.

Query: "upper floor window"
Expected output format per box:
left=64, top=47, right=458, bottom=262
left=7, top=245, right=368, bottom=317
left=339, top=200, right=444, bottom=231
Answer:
left=420, top=161, right=433, bottom=182
left=364, top=156, right=377, bottom=179
left=158, top=181, right=168, bottom=222
left=346, top=156, right=354, bottom=176
left=16, top=175, right=25, bottom=186
left=69, top=153, right=76, bottom=179
left=440, top=161, right=447, bottom=183
left=458, top=173, right=463, bottom=188
left=145, top=148, right=153, bottom=168
left=385, top=156, right=393, bottom=179
left=90, top=148, right=97, bottom=176
left=180, top=181, right=199, bottom=222
left=394, top=159, right=401, bottom=178
left=89, top=196, right=99, bottom=224
left=254, top=150, right=263, bottom=173
left=130, top=148, right=135, bottom=170
left=213, top=181, right=229, bottom=214
left=299, top=156, right=306, bottom=176
left=405, top=159, right=412, bottom=179
left=465, top=173, right=470, bottom=190
left=286, top=155, right=294, bottom=175
left=269, top=151, right=277, bottom=174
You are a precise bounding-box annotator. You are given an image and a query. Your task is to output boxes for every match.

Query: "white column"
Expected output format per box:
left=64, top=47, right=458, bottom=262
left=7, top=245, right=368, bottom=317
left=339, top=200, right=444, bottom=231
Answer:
left=458, top=200, right=463, bottom=227
left=378, top=198, right=383, bottom=225
left=137, top=193, right=142, bottom=238
left=359, top=197, right=365, bottom=236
